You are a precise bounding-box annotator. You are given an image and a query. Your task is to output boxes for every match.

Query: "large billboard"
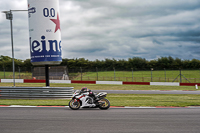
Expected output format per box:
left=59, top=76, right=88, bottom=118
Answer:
left=28, top=0, right=62, bottom=65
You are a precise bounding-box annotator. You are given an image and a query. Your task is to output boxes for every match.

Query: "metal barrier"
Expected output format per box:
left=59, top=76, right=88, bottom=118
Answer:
left=0, top=87, right=74, bottom=99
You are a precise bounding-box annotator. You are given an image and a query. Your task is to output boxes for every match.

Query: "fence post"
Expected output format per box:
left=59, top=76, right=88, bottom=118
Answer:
left=113, top=67, right=115, bottom=81
left=18, top=66, right=20, bottom=79
left=164, top=68, right=166, bottom=82
left=3, top=67, right=5, bottom=79
left=80, top=67, right=82, bottom=81
left=151, top=68, right=153, bottom=82
left=180, top=68, right=182, bottom=83
left=96, top=67, right=98, bottom=81
left=131, top=68, right=133, bottom=82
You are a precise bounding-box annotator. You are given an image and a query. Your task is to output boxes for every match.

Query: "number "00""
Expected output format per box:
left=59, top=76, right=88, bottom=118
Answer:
left=43, top=8, right=55, bottom=17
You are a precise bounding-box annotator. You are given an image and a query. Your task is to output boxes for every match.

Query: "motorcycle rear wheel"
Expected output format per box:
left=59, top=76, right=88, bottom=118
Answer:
left=69, top=99, right=81, bottom=110
left=98, top=98, right=110, bottom=110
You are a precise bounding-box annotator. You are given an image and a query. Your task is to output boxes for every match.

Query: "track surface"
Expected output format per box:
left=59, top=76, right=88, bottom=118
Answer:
left=1, top=107, right=200, bottom=133
left=94, top=90, right=200, bottom=94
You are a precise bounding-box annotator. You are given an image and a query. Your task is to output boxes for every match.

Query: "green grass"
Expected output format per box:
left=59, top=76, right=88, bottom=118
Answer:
left=0, top=99, right=69, bottom=106
left=0, top=71, right=32, bottom=79
left=108, top=94, right=200, bottom=107
left=0, top=83, right=200, bottom=107
left=1, top=94, right=200, bottom=107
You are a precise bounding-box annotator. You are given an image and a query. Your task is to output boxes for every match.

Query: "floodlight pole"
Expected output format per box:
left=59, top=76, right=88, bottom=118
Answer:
left=10, top=14, right=15, bottom=86
left=2, top=10, right=28, bottom=87
left=2, top=10, right=15, bottom=86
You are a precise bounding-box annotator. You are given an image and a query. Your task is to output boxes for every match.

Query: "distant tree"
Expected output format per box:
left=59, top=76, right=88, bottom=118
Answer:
left=23, top=59, right=32, bottom=71
left=1, top=55, right=200, bottom=72
left=148, top=60, right=157, bottom=70
left=157, top=57, right=170, bottom=69
left=128, top=57, right=147, bottom=70
left=182, top=59, right=190, bottom=69
left=189, top=59, right=200, bottom=69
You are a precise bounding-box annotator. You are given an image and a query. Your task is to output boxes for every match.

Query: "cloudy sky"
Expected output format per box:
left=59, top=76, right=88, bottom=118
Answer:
left=0, top=0, right=200, bottom=61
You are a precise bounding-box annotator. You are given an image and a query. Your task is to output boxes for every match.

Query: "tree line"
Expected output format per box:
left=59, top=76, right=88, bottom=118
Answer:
left=0, top=55, right=199, bottom=72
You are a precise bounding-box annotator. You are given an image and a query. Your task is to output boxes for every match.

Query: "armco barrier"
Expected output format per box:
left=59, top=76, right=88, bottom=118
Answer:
left=0, top=87, right=74, bottom=99
left=0, top=79, right=199, bottom=86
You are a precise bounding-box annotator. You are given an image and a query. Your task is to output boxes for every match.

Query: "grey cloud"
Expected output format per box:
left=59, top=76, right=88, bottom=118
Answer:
left=0, top=0, right=200, bottom=61
left=152, top=39, right=164, bottom=45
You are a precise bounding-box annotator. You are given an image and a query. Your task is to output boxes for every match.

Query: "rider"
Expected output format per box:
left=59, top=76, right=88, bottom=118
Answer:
left=80, top=87, right=96, bottom=100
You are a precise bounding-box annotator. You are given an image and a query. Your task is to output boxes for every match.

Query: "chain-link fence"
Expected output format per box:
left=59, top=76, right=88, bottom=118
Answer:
left=0, top=66, right=68, bottom=80
left=1, top=66, right=200, bottom=83
left=0, top=67, right=32, bottom=79
left=68, top=68, right=200, bottom=83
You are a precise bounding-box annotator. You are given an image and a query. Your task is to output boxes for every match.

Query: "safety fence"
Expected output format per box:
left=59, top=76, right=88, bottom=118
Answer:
left=0, top=87, right=74, bottom=99
left=68, top=69, right=200, bottom=83
left=1, top=68, right=200, bottom=83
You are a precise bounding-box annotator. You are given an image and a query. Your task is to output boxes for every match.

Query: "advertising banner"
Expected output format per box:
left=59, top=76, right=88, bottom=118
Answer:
left=28, top=0, right=62, bottom=65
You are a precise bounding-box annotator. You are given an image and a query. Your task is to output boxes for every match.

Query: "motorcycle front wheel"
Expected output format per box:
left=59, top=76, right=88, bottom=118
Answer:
left=98, top=98, right=110, bottom=110
left=69, top=99, right=81, bottom=110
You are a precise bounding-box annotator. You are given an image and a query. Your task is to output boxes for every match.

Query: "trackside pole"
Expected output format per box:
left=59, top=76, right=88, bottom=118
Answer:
left=45, top=65, right=49, bottom=87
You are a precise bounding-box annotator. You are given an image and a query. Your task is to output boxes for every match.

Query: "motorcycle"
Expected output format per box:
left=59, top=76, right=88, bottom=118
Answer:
left=69, top=89, right=110, bottom=110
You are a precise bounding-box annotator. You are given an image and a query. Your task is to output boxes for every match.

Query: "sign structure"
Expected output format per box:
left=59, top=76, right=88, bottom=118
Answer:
left=28, top=0, right=62, bottom=65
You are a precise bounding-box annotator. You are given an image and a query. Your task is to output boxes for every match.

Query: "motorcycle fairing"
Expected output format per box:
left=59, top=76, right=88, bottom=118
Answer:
left=76, top=92, right=96, bottom=108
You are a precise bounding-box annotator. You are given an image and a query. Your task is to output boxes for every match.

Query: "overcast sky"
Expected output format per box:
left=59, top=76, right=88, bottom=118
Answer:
left=0, top=0, right=200, bottom=61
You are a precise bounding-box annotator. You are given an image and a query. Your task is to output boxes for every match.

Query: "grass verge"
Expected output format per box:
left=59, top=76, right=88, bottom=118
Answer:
left=0, top=83, right=199, bottom=107
left=1, top=94, right=200, bottom=107
left=108, top=94, right=200, bottom=107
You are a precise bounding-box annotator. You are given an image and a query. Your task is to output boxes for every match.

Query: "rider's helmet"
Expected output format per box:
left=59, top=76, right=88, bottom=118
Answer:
left=81, top=87, right=90, bottom=92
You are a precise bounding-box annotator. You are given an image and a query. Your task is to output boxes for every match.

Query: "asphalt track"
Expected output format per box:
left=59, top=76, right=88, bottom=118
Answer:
left=1, top=107, right=200, bottom=133
left=94, top=90, right=200, bottom=94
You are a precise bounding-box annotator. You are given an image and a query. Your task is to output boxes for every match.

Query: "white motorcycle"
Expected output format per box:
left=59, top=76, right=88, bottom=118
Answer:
left=69, top=88, right=110, bottom=110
